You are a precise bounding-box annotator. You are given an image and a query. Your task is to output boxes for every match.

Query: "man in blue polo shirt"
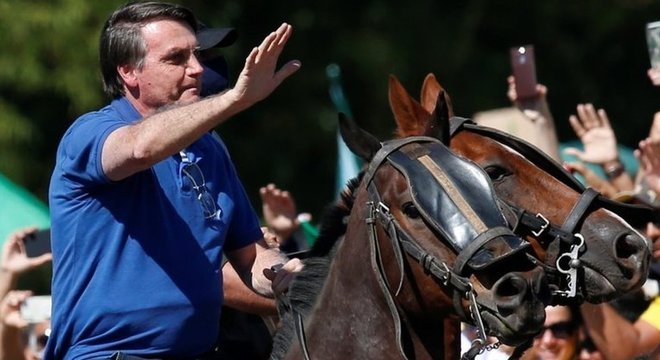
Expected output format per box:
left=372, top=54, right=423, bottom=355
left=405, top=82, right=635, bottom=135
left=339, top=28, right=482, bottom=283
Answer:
left=46, top=2, right=302, bottom=359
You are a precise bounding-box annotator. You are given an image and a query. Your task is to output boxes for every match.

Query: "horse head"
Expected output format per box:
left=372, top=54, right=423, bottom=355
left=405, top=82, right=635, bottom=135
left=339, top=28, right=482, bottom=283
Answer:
left=388, top=73, right=651, bottom=303
left=338, top=113, right=548, bottom=347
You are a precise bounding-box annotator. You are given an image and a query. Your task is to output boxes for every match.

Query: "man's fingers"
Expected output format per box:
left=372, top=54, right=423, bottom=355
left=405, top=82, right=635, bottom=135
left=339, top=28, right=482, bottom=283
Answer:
left=244, top=47, right=259, bottom=68
left=274, top=60, right=302, bottom=85
left=269, top=23, right=292, bottom=52
left=270, top=258, right=304, bottom=294
left=256, top=31, right=278, bottom=63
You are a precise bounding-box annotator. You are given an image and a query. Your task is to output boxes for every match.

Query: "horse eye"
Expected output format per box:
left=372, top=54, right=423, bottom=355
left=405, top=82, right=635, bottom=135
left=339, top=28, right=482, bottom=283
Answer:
left=402, top=202, right=421, bottom=219
left=484, top=165, right=509, bottom=182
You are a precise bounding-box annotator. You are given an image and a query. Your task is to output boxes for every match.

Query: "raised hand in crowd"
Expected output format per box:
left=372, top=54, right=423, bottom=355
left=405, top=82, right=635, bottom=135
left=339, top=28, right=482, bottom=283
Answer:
left=0, top=227, right=52, bottom=274
left=563, top=161, right=619, bottom=198
left=259, top=184, right=308, bottom=243
left=635, top=137, right=660, bottom=197
left=507, top=75, right=549, bottom=113
left=563, top=103, right=635, bottom=194
left=0, top=228, right=52, bottom=303
left=647, top=67, right=660, bottom=86
left=506, top=76, right=561, bottom=161
left=259, top=183, right=313, bottom=254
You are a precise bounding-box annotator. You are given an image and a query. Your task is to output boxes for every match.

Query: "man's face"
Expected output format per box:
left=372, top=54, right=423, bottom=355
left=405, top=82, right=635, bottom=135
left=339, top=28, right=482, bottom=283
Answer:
left=130, top=19, right=203, bottom=114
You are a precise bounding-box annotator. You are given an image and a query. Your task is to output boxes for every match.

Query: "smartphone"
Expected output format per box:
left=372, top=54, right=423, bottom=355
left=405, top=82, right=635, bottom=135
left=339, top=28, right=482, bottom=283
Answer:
left=24, top=229, right=51, bottom=258
left=20, top=295, right=51, bottom=323
left=646, top=21, right=660, bottom=69
left=510, top=45, right=538, bottom=99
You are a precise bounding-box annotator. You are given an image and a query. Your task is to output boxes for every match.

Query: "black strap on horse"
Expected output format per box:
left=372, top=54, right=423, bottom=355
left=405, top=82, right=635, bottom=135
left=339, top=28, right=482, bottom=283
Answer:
left=362, top=136, right=531, bottom=359
left=448, top=116, right=649, bottom=300
left=449, top=116, right=660, bottom=228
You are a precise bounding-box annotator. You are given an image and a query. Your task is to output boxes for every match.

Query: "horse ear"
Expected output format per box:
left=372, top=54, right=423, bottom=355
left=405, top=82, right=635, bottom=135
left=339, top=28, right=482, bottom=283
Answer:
left=338, top=112, right=381, bottom=161
left=429, top=91, right=451, bottom=144
left=388, top=74, right=429, bottom=138
left=420, top=73, right=455, bottom=117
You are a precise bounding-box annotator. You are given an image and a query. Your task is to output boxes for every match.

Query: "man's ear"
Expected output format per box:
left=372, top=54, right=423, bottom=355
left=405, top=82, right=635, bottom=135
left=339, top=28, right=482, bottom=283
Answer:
left=117, top=64, right=138, bottom=88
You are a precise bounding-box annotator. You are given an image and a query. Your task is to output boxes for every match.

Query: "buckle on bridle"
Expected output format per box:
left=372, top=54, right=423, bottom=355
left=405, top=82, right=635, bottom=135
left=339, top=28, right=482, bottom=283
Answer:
left=531, top=213, right=550, bottom=237
left=376, top=202, right=391, bottom=215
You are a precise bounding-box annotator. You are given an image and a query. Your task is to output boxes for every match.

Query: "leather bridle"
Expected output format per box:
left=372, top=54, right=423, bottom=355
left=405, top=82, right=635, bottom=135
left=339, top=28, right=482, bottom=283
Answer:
left=344, top=136, right=528, bottom=359
left=448, top=116, right=653, bottom=300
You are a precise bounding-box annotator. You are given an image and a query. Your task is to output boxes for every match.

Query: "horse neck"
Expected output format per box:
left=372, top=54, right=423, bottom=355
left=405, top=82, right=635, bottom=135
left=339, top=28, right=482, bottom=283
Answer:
left=294, top=187, right=455, bottom=359
left=294, top=193, right=405, bottom=358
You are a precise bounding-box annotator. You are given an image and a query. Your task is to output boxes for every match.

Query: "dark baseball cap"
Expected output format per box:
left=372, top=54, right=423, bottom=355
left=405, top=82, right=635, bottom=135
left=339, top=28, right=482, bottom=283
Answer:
left=197, top=22, right=237, bottom=50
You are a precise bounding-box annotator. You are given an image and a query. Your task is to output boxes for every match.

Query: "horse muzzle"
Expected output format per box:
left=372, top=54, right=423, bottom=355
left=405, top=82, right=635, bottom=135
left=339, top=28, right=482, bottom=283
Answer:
left=477, top=267, right=549, bottom=346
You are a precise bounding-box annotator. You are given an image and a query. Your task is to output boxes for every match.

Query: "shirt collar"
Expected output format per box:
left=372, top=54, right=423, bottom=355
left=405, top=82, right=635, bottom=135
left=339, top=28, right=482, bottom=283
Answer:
left=110, top=96, right=142, bottom=123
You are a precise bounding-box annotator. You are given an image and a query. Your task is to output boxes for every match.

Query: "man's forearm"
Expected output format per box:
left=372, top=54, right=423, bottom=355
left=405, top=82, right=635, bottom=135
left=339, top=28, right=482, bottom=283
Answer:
left=103, top=89, right=249, bottom=181
left=250, top=246, right=289, bottom=297
left=581, top=302, right=641, bottom=360
left=222, top=263, right=278, bottom=316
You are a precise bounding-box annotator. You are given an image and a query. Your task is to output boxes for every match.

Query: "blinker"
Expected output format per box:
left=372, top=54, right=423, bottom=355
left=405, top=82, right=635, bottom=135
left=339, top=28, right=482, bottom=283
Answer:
left=386, top=140, right=529, bottom=272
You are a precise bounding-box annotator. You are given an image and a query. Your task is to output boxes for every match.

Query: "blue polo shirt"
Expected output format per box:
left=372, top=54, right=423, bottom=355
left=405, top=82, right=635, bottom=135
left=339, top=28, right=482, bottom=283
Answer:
left=45, top=97, right=263, bottom=359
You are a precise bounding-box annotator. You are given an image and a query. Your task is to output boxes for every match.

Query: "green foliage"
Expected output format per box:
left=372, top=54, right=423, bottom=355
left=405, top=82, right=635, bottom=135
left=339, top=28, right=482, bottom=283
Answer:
left=0, top=0, right=659, bottom=219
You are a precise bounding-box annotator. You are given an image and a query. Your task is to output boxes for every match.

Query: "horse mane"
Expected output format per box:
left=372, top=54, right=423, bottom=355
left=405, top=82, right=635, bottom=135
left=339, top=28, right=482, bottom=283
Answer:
left=270, top=173, right=363, bottom=359
left=270, top=255, right=331, bottom=360
left=307, top=173, right=362, bottom=258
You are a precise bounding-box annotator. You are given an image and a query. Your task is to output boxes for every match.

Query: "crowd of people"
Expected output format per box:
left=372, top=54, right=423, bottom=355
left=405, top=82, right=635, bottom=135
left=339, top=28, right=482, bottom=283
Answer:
left=0, top=1, right=658, bottom=359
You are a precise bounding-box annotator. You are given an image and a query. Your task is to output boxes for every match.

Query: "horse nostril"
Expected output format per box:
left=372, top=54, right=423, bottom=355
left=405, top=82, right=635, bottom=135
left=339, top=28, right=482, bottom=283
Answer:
left=495, top=275, right=526, bottom=298
left=613, top=232, right=647, bottom=278
left=615, top=233, right=644, bottom=260
left=492, top=274, right=528, bottom=317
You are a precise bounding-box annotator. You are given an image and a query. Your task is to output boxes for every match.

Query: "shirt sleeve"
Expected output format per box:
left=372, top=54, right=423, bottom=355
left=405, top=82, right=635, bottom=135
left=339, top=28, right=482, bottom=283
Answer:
left=59, top=111, right=126, bottom=186
left=639, top=296, right=660, bottom=330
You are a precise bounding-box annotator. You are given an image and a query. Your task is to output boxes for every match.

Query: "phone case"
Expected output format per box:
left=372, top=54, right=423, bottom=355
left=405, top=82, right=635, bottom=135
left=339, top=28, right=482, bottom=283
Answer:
left=646, top=21, right=660, bottom=69
left=20, top=295, right=51, bottom=323
left=24, top=229, right=51, bottom=258
left=510, top=45, right=538, bottom=99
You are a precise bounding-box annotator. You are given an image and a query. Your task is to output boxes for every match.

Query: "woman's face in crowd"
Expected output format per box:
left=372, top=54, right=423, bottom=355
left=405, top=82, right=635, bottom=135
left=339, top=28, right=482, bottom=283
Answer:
left=531, top=306, right=578, bottom=360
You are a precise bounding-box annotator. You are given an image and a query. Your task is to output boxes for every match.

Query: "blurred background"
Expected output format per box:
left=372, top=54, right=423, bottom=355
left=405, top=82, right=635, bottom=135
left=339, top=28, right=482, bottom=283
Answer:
left=1, top=0, right=660, bottom=223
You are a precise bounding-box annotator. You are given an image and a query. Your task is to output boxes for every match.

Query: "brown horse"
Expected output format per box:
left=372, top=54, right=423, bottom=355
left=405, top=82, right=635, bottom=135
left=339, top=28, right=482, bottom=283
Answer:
left=271, top=113, right=549, bottom=360
left=388, top=73, right=651, bottom=304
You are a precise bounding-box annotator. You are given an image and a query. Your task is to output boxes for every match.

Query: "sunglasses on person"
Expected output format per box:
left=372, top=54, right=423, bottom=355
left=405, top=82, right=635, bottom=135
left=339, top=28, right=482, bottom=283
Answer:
left=180, top=151, right=220, bottom=220
left=536, top=321, right=576, bottom=339
left=580, top=337, right=598, bottom=353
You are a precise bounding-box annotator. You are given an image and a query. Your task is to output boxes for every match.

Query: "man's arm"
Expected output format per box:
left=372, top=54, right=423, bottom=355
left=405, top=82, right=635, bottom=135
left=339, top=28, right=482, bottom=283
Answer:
left=225, top=239, right=302, bottom=298
left=581, top=300, right=660, bottom=360
left=102, top=23, right=301, bottom=181
left=221, top=262, right=277, bottom=316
